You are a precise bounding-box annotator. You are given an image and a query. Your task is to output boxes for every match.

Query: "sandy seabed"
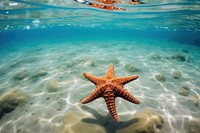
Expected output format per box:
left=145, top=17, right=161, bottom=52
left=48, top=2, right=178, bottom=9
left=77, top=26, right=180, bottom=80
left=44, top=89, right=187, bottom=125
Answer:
left=0, top=36, right=200, bottom=133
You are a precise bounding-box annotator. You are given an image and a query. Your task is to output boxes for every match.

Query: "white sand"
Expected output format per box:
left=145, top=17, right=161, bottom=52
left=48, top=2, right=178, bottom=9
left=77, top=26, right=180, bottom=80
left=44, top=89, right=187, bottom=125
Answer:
left=0, top=36, right=200, bottom=133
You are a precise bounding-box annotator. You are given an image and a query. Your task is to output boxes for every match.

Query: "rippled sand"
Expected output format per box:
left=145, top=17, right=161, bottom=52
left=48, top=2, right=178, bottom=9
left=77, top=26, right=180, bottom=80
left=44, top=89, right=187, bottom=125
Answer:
left=0, top=36, right=200, bottom=133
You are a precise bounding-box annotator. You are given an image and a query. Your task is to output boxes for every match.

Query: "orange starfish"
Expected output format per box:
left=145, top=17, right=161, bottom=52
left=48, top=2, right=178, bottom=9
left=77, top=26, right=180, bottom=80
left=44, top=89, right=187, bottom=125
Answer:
left=81, top=64, right=140, bottom=122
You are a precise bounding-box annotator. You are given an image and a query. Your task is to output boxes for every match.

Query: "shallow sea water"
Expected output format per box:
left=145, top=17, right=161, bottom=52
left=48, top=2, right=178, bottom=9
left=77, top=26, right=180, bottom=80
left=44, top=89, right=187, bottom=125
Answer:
left=0, top=0, right=200, bottom=133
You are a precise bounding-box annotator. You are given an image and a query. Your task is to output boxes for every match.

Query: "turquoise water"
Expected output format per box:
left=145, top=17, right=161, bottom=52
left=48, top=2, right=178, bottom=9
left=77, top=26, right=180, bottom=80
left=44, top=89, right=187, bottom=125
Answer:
left=0, top=0, right=200, bottom=133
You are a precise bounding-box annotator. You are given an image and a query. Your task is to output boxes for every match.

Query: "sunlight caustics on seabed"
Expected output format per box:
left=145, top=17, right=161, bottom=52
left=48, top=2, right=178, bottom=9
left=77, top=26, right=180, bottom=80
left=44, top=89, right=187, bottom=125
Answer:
left=0, top=0, right=200, bottom=133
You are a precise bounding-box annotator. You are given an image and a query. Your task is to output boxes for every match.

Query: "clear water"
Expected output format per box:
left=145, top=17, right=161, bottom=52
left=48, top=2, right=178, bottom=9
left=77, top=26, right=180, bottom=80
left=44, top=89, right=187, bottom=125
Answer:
left=1, top=0, right=200, bottom=30
left=0, top=0, right=200, bottom=133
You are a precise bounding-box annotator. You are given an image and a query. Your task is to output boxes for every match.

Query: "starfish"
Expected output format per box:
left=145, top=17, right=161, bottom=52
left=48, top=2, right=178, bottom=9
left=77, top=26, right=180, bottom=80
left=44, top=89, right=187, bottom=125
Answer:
left=81, top=64, right=140, bottom=122
left=74, top=0, right=143, bottom=11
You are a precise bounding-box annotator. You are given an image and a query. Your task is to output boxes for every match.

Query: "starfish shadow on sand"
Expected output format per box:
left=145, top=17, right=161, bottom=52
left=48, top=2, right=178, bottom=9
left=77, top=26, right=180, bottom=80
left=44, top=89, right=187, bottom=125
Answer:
left=81, top=105, right=139, bottom=133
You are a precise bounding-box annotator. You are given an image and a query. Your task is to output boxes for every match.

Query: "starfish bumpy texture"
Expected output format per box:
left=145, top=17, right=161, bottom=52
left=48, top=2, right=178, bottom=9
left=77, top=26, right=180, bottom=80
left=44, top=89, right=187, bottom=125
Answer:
left=81, top=64, right=140, bottom=122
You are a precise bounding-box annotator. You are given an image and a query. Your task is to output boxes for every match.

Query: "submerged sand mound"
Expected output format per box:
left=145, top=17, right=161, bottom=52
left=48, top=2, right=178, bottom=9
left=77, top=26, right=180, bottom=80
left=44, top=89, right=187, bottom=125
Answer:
left=125, top=64, right=141, bottom=73
left=183, top=117, right=200, bottom=133
left=13, top=69, right=29, bottom=80
left=155, top=73, right=166, bottom=82
left=150, top=53, right=192, bottom=63
left=117, top=109, right=164, bottom=133
left=30, top=68, right=48, bottom=81
left=56, top=108, right=164, bottom=133
left=46, top=79, right=59, bottom=92
left=172, top=71, right=182, bottom=79
left=189, top=93, right=199, bottom=107
left=178, top=85, right=199, bottom=107
left=56, top=111, right=106, bottom=133
left=0, top=89, right=28, bottom=118
left=178, top=85, right=190, bottom=96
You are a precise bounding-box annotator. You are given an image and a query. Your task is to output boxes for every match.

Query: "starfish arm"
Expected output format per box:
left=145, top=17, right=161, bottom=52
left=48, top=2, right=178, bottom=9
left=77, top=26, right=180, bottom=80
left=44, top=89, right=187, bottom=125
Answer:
left=106, top=64, right=115, bottom=79
left=81, top=87, right=103, bottom=104
left=104, top=88, right=119, bottom=122
left=116, top=86, right=140, bottom=104
left=83, top=72, right=103, bottom=85
left=113, top=75, right=138, bottom=85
